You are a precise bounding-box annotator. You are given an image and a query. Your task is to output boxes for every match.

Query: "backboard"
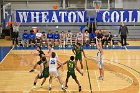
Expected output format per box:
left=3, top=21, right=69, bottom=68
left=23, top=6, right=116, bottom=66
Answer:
left=85, top=0, right=110, bottom=11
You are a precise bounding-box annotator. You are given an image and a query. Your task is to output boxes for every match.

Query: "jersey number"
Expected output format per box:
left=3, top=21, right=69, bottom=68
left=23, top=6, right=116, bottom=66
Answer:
left=51, top=60, right=55, bottom=64
left=69, top=63, right=73, bottom=68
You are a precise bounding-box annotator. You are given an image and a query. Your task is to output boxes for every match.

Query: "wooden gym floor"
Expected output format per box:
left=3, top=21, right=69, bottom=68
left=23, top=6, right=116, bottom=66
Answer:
left=0, top=39, right=140, bottom=93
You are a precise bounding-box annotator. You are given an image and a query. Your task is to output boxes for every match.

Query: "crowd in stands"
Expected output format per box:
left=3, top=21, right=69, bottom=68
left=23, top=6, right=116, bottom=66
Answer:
left=13, top=28, right=115, bottom=48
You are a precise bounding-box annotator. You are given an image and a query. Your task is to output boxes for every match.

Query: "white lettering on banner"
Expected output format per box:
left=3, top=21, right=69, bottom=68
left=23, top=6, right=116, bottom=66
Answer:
left=51, top=11, right=58, bottom=22
left=59, top=12, right=67, bottom=22
left=102, top=11, right=109, bottom=22
left=42, top=12, right=49, bottom=23
left=18, top=12, right=29, bottom=22
left=77, top=11, right=85, bottom=23
left=68, top=12, right=76, bottom=23
left=111, top=11, right=119, bottom=22
left=128, top=11, right=136, bottom=22
left=137, top=11, right=140, bottom=22
left=120, top=11, right=127, bottom=22
left=31, top=12, right=40, bottom=23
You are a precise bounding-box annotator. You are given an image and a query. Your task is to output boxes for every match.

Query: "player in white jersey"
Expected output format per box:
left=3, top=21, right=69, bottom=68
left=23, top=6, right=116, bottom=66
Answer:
left=76, top=31, right=83, bottom=45
left=96, top=37, right=104, bottom=80
left=48, top=52, right=65, bottom=91
left=46, top=44, right=58, bottom=58
left=83, top=30, right=89, bottom=45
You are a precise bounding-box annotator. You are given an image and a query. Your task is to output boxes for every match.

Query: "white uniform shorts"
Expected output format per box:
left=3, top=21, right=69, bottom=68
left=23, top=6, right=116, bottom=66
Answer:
left=49, top=69, right=59, bottom=77
left=97, top=60, right=104, bottom=69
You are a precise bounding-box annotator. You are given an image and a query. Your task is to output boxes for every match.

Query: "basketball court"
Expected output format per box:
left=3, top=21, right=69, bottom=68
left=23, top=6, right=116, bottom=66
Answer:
left=0, top=40, right=140, bottom=93
left=1, top=0, right=140, bottom=93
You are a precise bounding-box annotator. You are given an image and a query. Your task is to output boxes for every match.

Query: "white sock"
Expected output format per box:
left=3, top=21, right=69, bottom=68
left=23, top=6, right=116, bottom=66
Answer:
left=61, top=85, right=64, bottom=88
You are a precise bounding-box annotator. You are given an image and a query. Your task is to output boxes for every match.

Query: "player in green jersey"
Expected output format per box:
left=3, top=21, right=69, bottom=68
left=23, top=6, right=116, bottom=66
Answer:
left=72, top=43, right=86, bottom=72
left=63, top=56, right=83, bottom=92
left=33, top=57, right=49, bottom=88
left=30, top=46, right=45, bottom=72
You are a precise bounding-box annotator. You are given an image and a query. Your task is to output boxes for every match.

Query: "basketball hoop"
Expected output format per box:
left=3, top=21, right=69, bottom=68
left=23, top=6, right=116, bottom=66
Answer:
left=95, top=5, right=101, bottom=12
left=6, top=21, right=16, bottom=26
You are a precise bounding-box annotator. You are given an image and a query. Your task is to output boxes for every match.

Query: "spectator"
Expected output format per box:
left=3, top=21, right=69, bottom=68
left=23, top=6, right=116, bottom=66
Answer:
left=83, top=30, right=89, bottom=45
left=119, top=22, right=129, bottom=46
left=29, top=30, right=36, bottom=46
left=36, top=29, right=42, bottom=46
left=101, top=30, right=107, bottom=46
left=22, top=30, right=29, bottom=47
left=66, top=30, right=72, bottom=46
left=106, top=32, right=114, bottom=47
left=76, top=31, right=83, bottom=45
left=60, top=31, right=66, bottom=48
left=53, top=31, right=60, bottom=46
left=47, top=30, right=54, bottom=45
left=41, top=32, right=47, bottom=47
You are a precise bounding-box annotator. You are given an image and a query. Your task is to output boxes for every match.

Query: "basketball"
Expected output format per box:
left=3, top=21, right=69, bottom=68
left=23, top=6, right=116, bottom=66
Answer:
left=53, top=4, right=58, bottom=10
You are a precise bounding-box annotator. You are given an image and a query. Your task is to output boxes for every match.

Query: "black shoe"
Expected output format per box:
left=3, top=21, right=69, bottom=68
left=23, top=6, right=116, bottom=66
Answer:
left=65, top=86, right=68, bottom=89
left=49, top=87, right=52, bottom=91
left=62, top=87, right=66, bottom=92
left=79, top=86, right=81, bottom=92
left=29, top=69, right=34, bottom=72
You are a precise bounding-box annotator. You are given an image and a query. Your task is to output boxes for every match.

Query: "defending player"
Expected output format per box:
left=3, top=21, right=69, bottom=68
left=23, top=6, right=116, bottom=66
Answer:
left=72, top=43, right=86, bottom=72
left=29, top=46, right=45, bottom=72
left=33, top=57, right=49, bottom=88
left=63, top=56, right=83, bottom=92
left=48, top=52, right=65, bottom=91
left=96, top=37, right=104, bottom=80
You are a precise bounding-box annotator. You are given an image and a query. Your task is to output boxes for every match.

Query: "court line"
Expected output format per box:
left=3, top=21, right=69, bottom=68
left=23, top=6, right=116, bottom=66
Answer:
left=87, top=56, right=140, bottom=76
left=0, top=47, right=14, bottom=64
left=85, top=59, right=93, bottom=93
left=105, top=59, right=140, bottom=93
left=94, top=70, right=101, bottom=91
left=124, top=46, right=129, bottom=52
left=87, top=57, right=140, bottom=91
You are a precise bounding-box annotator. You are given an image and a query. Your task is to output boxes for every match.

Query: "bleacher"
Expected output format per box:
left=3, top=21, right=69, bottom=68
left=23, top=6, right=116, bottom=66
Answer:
left=18, top=23, right=87, bottom=38
left=17, top=21, right=140, bottom=42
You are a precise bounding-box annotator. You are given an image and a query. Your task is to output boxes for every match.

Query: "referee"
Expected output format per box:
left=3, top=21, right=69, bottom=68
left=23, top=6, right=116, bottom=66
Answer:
left=119, top=22, right=129, bottom=47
